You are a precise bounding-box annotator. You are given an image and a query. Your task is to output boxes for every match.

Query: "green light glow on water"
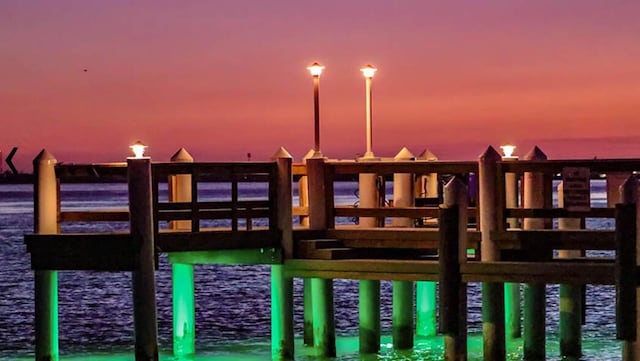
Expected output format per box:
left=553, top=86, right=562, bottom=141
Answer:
left=6, top=333, right=623, bottom=361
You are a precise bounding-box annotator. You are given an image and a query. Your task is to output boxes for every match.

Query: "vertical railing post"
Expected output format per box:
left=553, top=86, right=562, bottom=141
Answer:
left=128, top=155, right=159, bottom=361
left=440, top=177, right=468, bottom=361
left=522, top=146, right=549, bottom=361
left=478, top=146, right=506, bottom=361
left=392, top=148, right=415, bottom=350
left=271, top=147, right=295, bottom=360
left=416, top=149, right=438, bottom=339
left=557, top=181, right=583, bottom=358
left=618, top=176, right=638, bottom=361
left=33, top=150, right=59, bottom=361
left=169, top=148, right=196, bottom=359
left=307, top=156, right=336, bottom=357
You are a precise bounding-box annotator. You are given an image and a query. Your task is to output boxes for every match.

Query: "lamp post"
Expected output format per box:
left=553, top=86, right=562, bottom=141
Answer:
left=307, top=62, right=324, bottom=158
left=361, top=64, right=377, bottom=159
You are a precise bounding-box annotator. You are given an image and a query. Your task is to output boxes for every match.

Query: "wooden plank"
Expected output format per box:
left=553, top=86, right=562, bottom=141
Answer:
left=328, top=227, right=481, bottom=244
left=285, top=259, right=440, bottom=279
left=156, top=229, right=280, bottom=252
left=491, top=230, right=615, bottom=250
left=60, top=210, right=129, bottom=222
left=152, top=162, right=277, bottom=181
left=156, top=200, right=271, bottom=211
left=328, top=161, right=477, bottom=176
left=461, top=261, right=614, bottom=284
left=285, top=269, right=439, bottom=282
left=505, top=207, right=615, bottom=219
left=55, top=163, right=127, bottom=182
left=341, top=238, right=441, bottom=249
left=501, top=159, right=640, bottom=175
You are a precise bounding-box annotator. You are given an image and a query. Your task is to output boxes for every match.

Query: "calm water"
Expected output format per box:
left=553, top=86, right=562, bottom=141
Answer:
left=0, top=181, right=623, bottom=360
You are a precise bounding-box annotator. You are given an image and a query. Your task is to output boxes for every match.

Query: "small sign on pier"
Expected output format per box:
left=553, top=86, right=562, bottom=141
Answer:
left=561, top=167, right=591, bottom=211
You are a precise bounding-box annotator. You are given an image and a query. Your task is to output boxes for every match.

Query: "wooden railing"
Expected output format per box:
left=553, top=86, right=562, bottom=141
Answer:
left=492, top=158, right=640, bottom=257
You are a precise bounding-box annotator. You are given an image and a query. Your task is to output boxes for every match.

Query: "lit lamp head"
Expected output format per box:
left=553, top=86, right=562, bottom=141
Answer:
left=500, top=144, right=518, bottom=160
left=360, top=64, right=377, bottom=79
left=307, top=62, right=324, bottom=77
left=130, top=141, right=147, bottom=159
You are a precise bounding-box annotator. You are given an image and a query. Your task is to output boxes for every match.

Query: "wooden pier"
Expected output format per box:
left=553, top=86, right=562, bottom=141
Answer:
left=23, top=146, right=640, bottom=361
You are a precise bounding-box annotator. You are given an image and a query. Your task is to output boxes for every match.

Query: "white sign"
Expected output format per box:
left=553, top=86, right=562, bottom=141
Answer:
left=562, top=167, right=590, bottom=211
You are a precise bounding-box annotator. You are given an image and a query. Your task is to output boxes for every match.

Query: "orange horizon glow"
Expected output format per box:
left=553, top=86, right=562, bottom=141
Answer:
left=1, top=1, right=640, bottom=171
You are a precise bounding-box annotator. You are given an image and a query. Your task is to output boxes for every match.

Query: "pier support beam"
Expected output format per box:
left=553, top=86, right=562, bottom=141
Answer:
left=618, top=177, right=639, bottom=361
left=312, top=278, right=336, bottom=357
left=272, top=265, right=294, bottom=360
left=415, top=149, right=439, bottom=338
left=128, top=156, right=159, bottom=361
left=522, top=146, right=549, bottom=361
left=557, top=182, right=582, bottom=359
left=392, top=148, right=415, bottom=350
left=416, top=282, right=437, bottom=338
left=393, top=281, right=414, bottom=350
left=440, top=177, right=468, bottom=361
left=34, top=150, right=59, bottom=361
left=503, top=154, right=522, bottom=339
left=358, top=160, right=382, bottom=353
left=478, top=146, right=506, bottom=361
left=307, top=157, right=336, bottom=357
left=271, top=148, right=295, bottom=359
left=300, top=149, right=315, bottom=346
left=359, top=280, right=380, bottom=353
left=169, top=148, right=196, bottom=358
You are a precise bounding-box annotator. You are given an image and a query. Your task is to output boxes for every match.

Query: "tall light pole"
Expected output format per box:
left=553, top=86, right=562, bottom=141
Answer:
left=361, top=64, right=377, bottom=159
left=307, top=62, right=324, bottom=158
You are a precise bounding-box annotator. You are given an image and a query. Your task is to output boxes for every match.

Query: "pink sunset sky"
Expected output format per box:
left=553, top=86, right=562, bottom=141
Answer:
left=1, top=1, right=640, bottom=171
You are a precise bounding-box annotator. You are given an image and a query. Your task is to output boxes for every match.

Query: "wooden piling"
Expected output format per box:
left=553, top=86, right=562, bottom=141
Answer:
left=33, top=150, right=59, bottom=361
left=503, top=154, right=521, bottom=339
left=478, top=146, right=506, bottom=361
left=440, top=177, right=468, bottom=361
left=416, top=149, right=438, bottom=338
left=300, top=149, right=315, bottom=346
left=618, top=176, right=639, bottom=361
left=358, top=159, right=382, bottom=353
left=169, top=148, right=196, bottom=358
left=392, top=148, right=415, bottom=350
left=128, top=157, right=159, bottom=361
left=307, top=157, right=336, bottom=357
left=359, top=279, right=380, bottom=353
left=522, top=146, right=548, bottom=361
left=557, top=182, right=582, bottom=358
left=271, top=148, right=295, bottom=359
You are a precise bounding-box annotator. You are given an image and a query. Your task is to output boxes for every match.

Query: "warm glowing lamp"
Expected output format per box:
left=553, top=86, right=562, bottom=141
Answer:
left=308, top=62, right=324, bottom=157
left=500, top=144, right=517, bottom=160
left=307, top=62, right=324, bottom=77
left=360, top=64, right=377, bottom=78
left=361, top=64, right=377, bottom=158
left=130, top=141, right=147, bottom=158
